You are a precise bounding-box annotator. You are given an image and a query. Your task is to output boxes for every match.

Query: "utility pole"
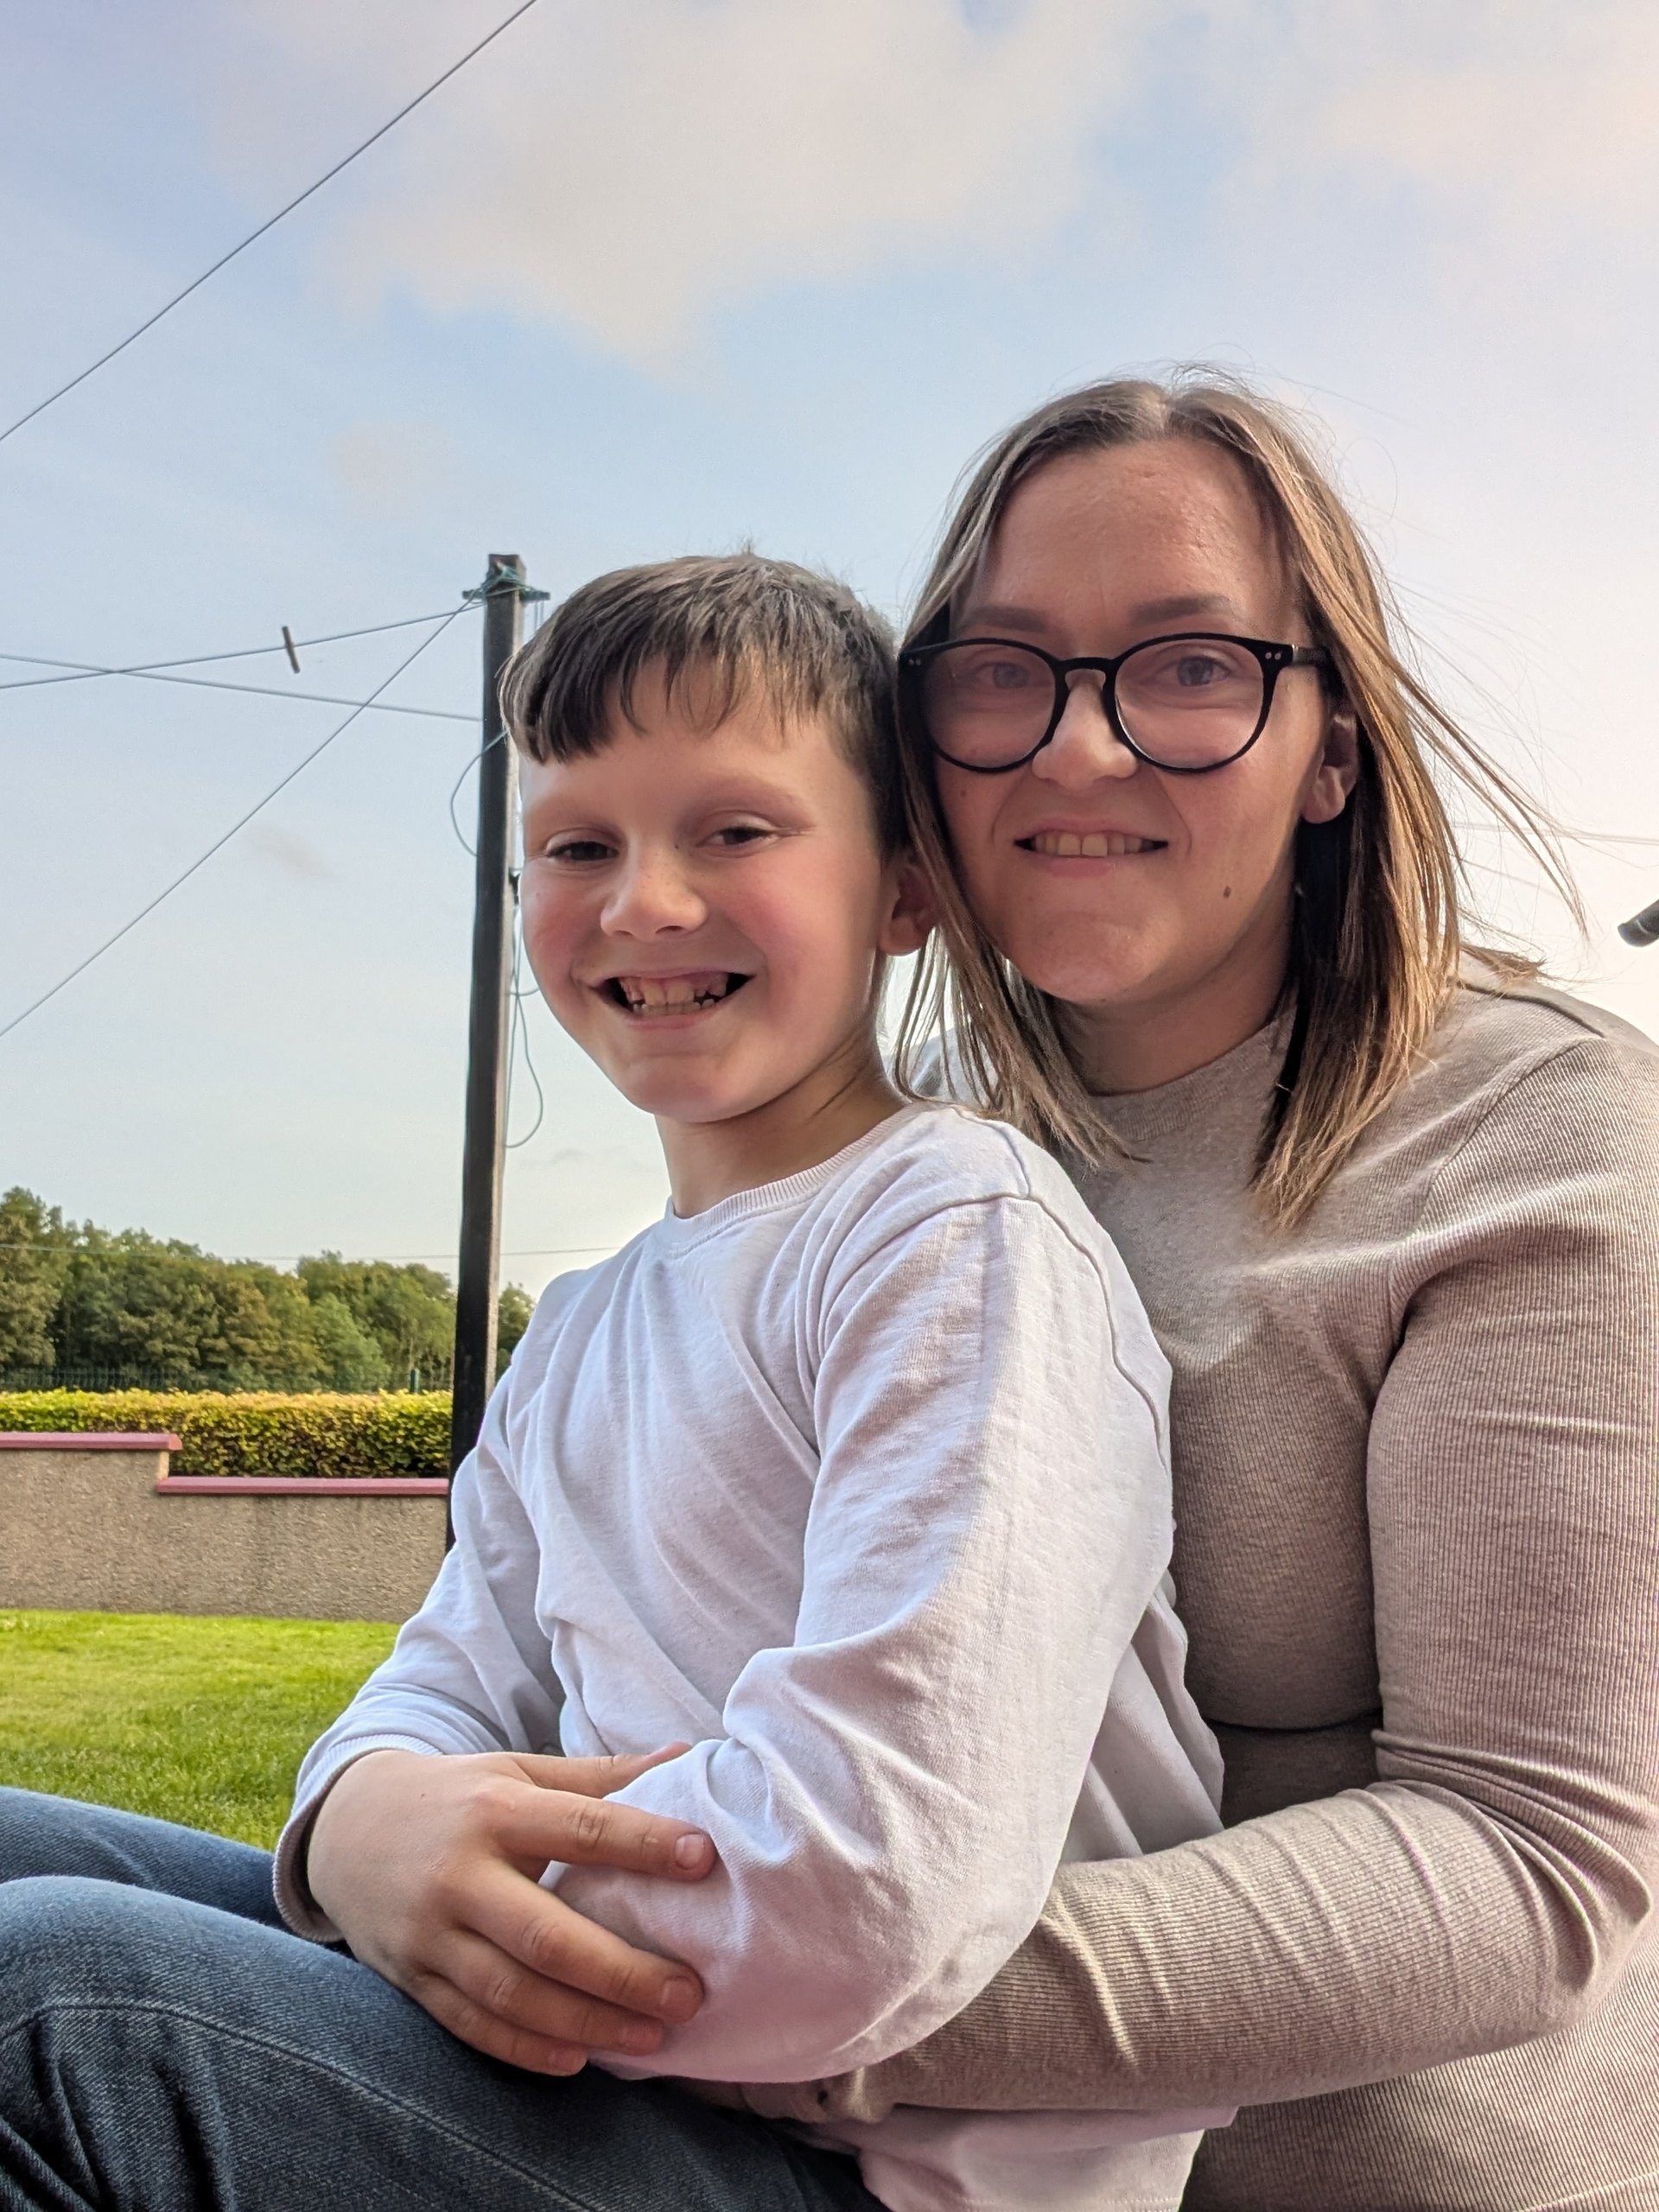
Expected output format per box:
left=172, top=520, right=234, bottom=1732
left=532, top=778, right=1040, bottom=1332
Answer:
left=448, top=555, right=545, bottom=1529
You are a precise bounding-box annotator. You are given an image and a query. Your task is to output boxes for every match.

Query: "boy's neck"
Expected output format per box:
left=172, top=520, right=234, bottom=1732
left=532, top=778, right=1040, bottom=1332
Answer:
left=658, top=1033, right=905, bottom=1217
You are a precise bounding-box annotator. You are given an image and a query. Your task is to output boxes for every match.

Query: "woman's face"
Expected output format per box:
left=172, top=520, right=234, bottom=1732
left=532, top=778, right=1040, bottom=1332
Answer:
left=934, top=438, right=1356, bottom=1085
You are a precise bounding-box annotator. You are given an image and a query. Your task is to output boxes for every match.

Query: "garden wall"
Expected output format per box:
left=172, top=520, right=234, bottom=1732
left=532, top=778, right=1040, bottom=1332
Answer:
left=0, top=1433, right=447, bottom=1624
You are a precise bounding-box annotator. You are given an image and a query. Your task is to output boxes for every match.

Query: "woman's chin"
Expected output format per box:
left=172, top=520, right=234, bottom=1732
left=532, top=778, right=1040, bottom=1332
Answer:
left=1002, top=935, right=1171, bottom=1015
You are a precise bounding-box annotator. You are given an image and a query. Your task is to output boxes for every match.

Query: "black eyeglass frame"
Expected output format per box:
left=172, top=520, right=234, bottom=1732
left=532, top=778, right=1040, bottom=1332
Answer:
left=901, top=632, right=1332, bottom=775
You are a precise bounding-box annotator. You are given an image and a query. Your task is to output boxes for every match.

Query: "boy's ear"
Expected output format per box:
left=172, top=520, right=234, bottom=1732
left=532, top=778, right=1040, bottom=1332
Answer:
left=879, top=854, right=935, bottom=958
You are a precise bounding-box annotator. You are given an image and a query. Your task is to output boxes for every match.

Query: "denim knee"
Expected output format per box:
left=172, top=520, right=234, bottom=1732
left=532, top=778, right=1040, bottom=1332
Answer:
left=0, top=1787, right=282, bottom=1924
left=0, top=1874, right=181, bottom=2023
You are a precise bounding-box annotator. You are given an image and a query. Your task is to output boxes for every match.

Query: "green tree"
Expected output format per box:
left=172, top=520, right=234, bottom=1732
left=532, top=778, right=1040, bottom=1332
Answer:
left=305, top=1293, right=389, bottom=1391
left=53, top=1235, right=328, bottom=1391
left=296, top=1255, right=454, bottom=1388
left=496, top=1283, right=533, bottom=1376
left=0, top=1188, right=70, bottom=1370
left=7, top=1191, right=534, bottom=1394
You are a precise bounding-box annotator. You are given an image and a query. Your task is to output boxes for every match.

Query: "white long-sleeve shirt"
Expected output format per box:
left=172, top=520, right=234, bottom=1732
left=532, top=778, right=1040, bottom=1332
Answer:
left=277, top=1106, right=1228, bottom=2212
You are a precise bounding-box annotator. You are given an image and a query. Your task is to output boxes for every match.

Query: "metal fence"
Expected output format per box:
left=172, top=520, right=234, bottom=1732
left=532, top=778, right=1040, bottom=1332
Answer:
left=0, top=1363, right=453, bottom=1395
left=0, top=1364, right=218, bottom=1394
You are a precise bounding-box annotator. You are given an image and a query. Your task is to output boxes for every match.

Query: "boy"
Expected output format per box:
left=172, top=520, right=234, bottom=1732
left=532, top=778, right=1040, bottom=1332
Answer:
left=280, top=556, right=1226, bottom=2210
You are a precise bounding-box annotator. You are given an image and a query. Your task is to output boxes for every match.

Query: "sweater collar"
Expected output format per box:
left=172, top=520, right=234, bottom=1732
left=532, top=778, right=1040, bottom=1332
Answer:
left=1085, top=1012, right=1290, bottom=1152
left=650, top=1104, right=931, bottom=1254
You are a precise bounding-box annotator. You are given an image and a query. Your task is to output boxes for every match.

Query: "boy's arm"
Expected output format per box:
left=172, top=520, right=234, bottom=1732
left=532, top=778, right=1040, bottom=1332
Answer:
left=275, top=1357, right=720, bottom=2077
left=273, top=1370, right=569, bottom=1936
left=556, top=1188, right=1196, bottom=2083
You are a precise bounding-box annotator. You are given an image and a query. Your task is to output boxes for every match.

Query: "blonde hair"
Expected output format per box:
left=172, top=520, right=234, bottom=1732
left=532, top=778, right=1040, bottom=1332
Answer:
left=893, top=371, right=1577, bottom=1224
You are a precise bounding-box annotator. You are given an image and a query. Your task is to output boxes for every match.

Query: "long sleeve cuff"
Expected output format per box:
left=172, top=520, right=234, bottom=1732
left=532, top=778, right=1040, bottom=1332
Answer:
left=271, top=1737, right=445, bottom=1941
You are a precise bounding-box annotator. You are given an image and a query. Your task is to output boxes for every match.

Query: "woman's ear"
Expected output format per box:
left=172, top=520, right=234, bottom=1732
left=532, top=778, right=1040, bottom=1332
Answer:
left=878, top=853, right=936, bottom=957
left=1301, top=702, right=1361, bottom=827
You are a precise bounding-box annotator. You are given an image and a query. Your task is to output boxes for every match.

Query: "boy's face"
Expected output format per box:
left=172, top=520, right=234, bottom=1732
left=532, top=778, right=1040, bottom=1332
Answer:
left=518, top=665, right=923, bottom=1130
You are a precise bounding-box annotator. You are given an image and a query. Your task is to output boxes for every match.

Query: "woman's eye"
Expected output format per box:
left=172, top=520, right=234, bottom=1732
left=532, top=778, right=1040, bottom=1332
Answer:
left=545, top=837, right=613, bottom=863
left=1128, top=641, right=1255, bottom=703
left=1173, top=654, right=1227, bottom=689
left=963, top=655, right=1035, bottom=693
left=710, top=823, right=772, bottom=848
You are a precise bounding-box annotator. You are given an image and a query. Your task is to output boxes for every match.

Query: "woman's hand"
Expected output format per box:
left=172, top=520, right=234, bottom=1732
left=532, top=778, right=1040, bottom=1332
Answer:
left=305, top=1745, right=712, bottom=2075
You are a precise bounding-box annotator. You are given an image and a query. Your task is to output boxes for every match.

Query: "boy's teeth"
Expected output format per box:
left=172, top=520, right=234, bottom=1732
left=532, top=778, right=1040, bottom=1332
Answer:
left=614, top=971, right=737, bottom=1014
left=1030, top=831, right=1160, bottom=858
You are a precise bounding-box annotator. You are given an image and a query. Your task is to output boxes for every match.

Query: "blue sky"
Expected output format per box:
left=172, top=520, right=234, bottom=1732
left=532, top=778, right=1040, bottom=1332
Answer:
left=4, top=1, right=1658, bottom=1290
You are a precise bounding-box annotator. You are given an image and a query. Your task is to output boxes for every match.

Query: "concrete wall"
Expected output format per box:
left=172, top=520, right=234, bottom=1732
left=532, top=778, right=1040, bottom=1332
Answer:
left=0, top=1435, right=447, bottom=1624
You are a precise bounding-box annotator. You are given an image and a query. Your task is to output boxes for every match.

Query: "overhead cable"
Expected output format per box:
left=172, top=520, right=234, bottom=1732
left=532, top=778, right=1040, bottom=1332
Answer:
left=0, top=0, right=543, bottom=448
left=0, top=652, right=471, bottom=722
left=0, top=608, right=472, bottom=692
left=504, top=920, right=545, bottom=1150
left=0, top=606, right=467, bottom=1044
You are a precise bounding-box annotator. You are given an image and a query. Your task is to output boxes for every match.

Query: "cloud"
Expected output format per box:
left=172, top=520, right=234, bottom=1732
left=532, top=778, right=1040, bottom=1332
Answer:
left=214, top=0, right=1140, bottom=365
left=247, top=825, right=331, bottom=881
left=207, top=0, right=1659, bottom=377
left=1220, top=2, right=1659, bottom=236
left=327, top=415, right=467, bottom=520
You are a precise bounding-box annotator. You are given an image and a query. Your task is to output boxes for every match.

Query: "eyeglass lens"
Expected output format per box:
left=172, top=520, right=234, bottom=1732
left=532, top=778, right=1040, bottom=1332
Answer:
left=921, top=638, right=1268, bottom=770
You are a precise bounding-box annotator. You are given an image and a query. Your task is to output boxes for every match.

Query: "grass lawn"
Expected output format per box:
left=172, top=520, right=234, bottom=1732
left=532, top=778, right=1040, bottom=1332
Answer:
left=0, top=1610, right=397, bottom=1847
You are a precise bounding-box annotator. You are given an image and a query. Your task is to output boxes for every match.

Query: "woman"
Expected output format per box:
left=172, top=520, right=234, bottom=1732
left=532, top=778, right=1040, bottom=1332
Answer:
left=739, top=373, right=1659, bottom=2208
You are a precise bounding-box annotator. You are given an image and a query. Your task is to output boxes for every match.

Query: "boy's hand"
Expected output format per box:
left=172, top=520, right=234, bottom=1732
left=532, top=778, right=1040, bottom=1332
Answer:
left=305, top=1745, right=712, bottom=2075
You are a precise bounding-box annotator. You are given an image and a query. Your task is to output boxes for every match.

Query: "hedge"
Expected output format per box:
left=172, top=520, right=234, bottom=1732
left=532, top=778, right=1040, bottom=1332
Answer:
left=0, top=1391, right=451, bottom=1480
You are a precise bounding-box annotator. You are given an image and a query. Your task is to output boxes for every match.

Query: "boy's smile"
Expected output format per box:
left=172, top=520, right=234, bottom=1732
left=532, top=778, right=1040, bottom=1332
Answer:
left=518, top=663, right=928, bottom=1215
left=598, top=968, right=750, bottom=1020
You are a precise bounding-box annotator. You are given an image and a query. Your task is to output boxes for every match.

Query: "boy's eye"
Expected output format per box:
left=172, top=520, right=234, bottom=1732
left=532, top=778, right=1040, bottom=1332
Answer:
left=710, top=823, right=772, bottom=848
left=544, top=837, right=613, bottom=864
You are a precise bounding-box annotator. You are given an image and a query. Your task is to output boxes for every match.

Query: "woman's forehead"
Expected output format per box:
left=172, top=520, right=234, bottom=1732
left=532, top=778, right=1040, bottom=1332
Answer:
left=969, top=439, right=1294, bottom=627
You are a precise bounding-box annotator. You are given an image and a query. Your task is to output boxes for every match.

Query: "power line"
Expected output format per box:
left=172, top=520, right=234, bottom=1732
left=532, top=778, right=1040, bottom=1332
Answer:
left=448, top=730, right=504, bottom=855
left=0, top=653, right=472, bottom=722
left=0, top=607, right=467, bottom=1044
left=0, top=0, right=543, bottom=449
left=504, top=919, right=545, bottom=1150
left=0, top=608, right=472, bottom=693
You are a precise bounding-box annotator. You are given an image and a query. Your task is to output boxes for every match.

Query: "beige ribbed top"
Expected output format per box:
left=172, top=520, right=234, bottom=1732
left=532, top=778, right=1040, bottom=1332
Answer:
left=749, top=973, right=1659, bottom=2210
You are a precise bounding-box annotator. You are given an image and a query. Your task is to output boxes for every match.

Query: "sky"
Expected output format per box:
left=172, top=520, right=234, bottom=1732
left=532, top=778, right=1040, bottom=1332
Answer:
left=3, top=0, right=1658, bottom=1294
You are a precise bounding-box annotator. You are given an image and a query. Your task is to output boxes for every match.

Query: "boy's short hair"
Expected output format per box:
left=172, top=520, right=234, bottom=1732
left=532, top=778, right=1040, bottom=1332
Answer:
left=500, top=553, right=903, bottom=852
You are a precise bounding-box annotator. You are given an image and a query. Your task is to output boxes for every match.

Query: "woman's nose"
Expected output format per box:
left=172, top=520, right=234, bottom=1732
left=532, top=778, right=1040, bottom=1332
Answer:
left=1032, top=672, right=1140, bottom=785
left=602, top=852, right=707, bottom=936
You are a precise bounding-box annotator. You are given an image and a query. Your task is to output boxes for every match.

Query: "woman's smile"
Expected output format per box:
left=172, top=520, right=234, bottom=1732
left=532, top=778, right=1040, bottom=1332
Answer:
left=1017, top=828, right=1168, bottom=861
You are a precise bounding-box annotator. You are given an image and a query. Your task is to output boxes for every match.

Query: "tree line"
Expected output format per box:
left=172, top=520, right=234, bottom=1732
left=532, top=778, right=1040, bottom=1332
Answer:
left=0, top=1188, right=533, bottom=1393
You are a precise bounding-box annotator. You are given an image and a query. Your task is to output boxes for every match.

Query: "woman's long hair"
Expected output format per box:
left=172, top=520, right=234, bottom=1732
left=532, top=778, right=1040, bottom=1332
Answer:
left=893, top=371, right=1578, bottom=1224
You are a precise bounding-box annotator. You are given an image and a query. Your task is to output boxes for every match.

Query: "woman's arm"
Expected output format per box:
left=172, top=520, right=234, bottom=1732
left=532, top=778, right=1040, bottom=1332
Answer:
left=748, top=1036, right=1659, bottom=2121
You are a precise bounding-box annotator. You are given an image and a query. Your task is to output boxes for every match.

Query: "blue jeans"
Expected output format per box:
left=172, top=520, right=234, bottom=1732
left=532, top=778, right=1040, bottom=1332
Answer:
left=0, top=1788, right=880, bottom=2212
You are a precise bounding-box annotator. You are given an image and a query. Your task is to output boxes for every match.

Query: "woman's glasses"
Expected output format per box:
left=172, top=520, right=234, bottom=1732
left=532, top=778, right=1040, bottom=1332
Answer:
left=902, top=632, right=1330, bottom=775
